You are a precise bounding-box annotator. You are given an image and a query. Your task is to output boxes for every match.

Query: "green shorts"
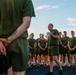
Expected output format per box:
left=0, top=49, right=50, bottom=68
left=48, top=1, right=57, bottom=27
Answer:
left=59, top=45, right=63, bottom=54
left=29, top=48, right=34, bottom=54
left=6, top=37, right=29, bottom=72
left=48, top=46, right=59, bottom=56
left=62, top=47, right=70, bottom=55
left=37, top=48, right=41, bottom=55
left=74, top=49, right=76, bottom=54
left=70, top=49, right=76, bottom=54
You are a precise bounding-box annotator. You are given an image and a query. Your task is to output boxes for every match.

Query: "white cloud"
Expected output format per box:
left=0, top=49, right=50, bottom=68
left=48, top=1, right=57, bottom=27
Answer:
left=52, top=6, right=60, bottom=9
left=67, top=18, right=76, bottom=26
left=67, top=18, right=76, bottom=22
left=35, top=5, right=60, bottom=11
left=58, top=28, right=76, bottom=31
left=68, top=23, right=76, bottom=26
left=35, top=5, right=50, bottom=10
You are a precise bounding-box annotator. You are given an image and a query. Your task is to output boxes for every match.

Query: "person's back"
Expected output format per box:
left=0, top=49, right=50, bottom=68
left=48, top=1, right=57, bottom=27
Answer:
left=0, top=0, right=35, bottom=75
left=0, top=0, right=35, bottom=38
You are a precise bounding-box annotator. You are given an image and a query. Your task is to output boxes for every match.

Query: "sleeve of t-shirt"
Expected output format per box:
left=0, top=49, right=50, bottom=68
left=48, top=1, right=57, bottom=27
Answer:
left=0, top=5, right=1, bottom=23
left=75, top=38, right=76, bottom=44
left=23, top=0, right=35, bottom=17
left=68, top=38, right=70, bottom=41
left=60, top=38, right=62, bottom=42
left=38, top=39, right=40, bottom=43
left=55, top=29, right=59, bottom=35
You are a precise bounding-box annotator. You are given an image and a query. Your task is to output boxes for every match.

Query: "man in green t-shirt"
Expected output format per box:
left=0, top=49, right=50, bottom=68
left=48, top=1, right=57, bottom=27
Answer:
left=0, top=0, right=35, bottom=75
left=38, top=34, right=47, bottom=66
left=60, top=31, right=70, bottom=66
left=46, top=23, right=63, bottom=75
left=28, top=33, right=36, bottom=66
left=68, top=31, right=76, bottom=66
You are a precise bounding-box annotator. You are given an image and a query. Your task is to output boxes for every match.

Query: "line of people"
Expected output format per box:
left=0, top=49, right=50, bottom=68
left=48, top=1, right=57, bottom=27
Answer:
left=28, top=30, right=76, bottom=67
left=28, top=24, right=76, bottom=75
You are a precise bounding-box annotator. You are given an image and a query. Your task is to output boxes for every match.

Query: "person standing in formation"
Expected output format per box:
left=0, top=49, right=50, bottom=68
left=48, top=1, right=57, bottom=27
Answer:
left=0, top=0, right=35, bottom=75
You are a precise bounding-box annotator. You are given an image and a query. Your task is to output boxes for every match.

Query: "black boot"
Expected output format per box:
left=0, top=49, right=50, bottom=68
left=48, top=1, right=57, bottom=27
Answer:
left=45, top=71, right=53, bottom=75
left=58, top=70, right=63, bottom=75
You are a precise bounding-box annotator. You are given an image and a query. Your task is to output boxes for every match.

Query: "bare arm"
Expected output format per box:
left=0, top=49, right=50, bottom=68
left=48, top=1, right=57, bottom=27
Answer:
left=68, top=41, right=70, bottom=48
left=0, top=17, right=31, bottom=46
left=29, top=45, right=33, bottom=49
left=52, top=35, right=60, bottom=39
left=0, top=41, right=6, bottom=56
left=68, top=41, right=72, bottom=50
left=7, top=17, right=31, bottom=43
left=45, top=41, right=48, bottom=49
left=60, top=42, right=64, bottom=47
left=60, top=42, right=68, bottom=49
left=38, top=43, right=43, bottom=50
left=47, top=32, right=59, bottom=39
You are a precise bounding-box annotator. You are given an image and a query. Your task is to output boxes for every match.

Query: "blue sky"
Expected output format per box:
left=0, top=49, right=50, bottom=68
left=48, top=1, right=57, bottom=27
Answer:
left=28, top=0, right=76, bottom=38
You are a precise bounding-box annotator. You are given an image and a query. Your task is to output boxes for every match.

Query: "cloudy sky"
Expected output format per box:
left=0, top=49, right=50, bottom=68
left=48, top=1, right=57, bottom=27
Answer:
left=28, top=0, right=76, bottom=38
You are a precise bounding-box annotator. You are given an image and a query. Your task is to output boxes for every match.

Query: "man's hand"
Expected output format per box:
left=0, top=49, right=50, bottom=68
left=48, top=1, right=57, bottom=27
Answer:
left=69, top=48, right=74, bottom=51
left=64, top=46, right=68, bottom=49
left=47, top=32, right=53, bottom=36
left=0, top=41, right=6, bottom=56
left=0, top=38, right=10, bottom=47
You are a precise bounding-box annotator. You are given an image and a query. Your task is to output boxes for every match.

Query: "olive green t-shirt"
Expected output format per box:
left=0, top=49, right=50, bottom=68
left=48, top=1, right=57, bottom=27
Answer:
left=0, top=0, right=35, bottom=38
left=68, top=37, right=76, bottom=48
left=61, top=36, right=69, bottom=46
left=38, top=39, right=46, bottom=48
left=28, top=38, right=36, bottom=48
left=48, top=29, right=59, bottom=46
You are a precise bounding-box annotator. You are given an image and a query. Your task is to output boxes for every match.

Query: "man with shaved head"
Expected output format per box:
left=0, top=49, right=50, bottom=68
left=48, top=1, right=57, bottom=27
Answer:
left=46, top=23, right=63, bottom=75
